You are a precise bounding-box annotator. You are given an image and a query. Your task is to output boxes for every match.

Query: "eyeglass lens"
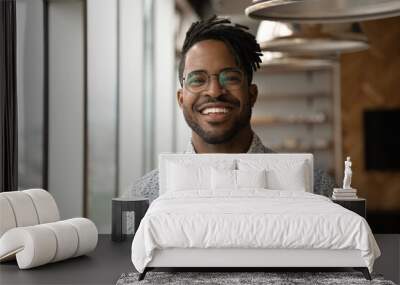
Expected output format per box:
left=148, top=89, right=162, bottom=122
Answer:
left=185, top=69, right=243, bottom=93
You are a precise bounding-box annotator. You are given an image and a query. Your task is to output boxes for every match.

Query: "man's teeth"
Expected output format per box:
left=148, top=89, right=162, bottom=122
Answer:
left=201, top=107, right=230, bottom=115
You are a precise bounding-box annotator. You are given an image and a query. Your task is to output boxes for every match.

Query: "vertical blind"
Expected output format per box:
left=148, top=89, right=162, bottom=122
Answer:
left=0, top=0, right=18, bottom=192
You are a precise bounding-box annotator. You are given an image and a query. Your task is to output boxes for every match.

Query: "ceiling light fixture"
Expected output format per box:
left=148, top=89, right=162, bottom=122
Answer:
left=246, top=0, right=400, bottom=23
left=257, top=22, right=369, bottom=56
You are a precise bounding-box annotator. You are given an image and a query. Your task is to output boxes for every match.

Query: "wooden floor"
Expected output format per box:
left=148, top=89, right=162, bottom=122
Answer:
left=373, top=234, right=400, bottom=284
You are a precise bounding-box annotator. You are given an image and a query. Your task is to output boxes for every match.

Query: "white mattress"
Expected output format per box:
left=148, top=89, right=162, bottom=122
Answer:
left=131, top=190, right=380, bottom=273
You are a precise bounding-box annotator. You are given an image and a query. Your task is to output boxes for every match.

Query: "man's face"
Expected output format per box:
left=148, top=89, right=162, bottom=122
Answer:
left=177, top=40, right=258, bottom=144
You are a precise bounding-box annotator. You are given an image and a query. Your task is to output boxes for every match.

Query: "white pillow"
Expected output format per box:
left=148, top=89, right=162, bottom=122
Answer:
left=166, top=159, right=235, bottom=192
left=211, top=168, right=236, bottom=190
left=166, top=162, right=210, bottom=191
left=236, top=169, right=267, bottom=189
left=211, top=168, right=267, bottom=190
left=238, top=158, right=309, bottom=192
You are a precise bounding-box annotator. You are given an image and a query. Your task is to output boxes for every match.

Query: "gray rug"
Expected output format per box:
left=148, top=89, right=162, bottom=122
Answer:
left=116, top=272, right=396, bottom=285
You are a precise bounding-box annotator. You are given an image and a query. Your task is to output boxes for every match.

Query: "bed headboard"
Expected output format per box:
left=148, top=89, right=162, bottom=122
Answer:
left=159, top=153, right=314, bottom=195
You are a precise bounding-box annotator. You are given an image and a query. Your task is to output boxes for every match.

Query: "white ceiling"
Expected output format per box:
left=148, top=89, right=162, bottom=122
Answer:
left=211, top=0, right=260, bottom=34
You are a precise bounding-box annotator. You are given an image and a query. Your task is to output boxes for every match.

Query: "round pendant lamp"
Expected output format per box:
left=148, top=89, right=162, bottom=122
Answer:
left=257, top=21, right=369, bottom=56
left=259, top=55, right=335, bottom=72
left=260, top=37, right=369, bottom=55
left=246, top=0, right=400, bottom=23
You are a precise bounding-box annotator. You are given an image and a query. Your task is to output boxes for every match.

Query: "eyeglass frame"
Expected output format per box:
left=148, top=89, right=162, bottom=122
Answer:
left=181, top=67, right=246, bottom=93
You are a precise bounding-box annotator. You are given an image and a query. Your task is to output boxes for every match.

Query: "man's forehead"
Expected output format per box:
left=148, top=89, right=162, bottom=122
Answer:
left=184, top=39, right=238, bottom=73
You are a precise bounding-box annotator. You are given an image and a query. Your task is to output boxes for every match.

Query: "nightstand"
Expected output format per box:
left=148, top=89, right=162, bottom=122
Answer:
left=331, top=198, right=366, bottom=218
left=112, top=197, right=149, bottom=242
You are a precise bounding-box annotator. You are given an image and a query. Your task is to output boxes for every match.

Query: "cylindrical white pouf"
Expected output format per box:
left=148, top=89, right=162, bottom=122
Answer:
left=0, top=218, right=97, bottom=269
left=0, top=195, right=17, bottom=237
left=0, top=226, right=57, bottom=269
left=0, top=192, right=39, bottom=227
left=42, top=221, right=79, bottom=262
left=64, top=218, right=98, bottom=257
left=23, top=189, right=60, bottom=224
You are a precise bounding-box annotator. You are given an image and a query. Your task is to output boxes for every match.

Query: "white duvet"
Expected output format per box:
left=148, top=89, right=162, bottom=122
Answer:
left=131, top=190, right=380, bottom=273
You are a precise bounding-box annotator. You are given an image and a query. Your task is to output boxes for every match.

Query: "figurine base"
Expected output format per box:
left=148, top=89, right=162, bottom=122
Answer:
left=332, top=188, right=358, bottom=200
left=333, top=188, right=357, bottom=192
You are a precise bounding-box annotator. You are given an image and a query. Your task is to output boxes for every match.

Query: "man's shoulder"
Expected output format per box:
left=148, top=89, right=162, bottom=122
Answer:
left=248, top=133, right=275, bottom=154
left=313, top=168, right=335, bottom=196
left=124, top=169, right=159, bottom=202
left=135, top=169, right=159, bottom=188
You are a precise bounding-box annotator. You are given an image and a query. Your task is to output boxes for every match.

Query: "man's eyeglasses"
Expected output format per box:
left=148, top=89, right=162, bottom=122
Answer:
left=182, top=68, right=244, bottom=94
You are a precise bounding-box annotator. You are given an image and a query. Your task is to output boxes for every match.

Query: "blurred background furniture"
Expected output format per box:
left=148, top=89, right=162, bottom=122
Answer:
left=112, top=197, right=149, bottom=242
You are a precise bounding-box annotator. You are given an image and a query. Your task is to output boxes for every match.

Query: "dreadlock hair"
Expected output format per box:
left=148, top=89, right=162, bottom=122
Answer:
left=178, top=15, right=262, bottom=87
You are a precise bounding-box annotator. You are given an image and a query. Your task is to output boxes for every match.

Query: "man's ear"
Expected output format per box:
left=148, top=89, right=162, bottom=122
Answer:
left=249, top=84, right=258, bottom=107
left=177, top=88, right=184, bottom=109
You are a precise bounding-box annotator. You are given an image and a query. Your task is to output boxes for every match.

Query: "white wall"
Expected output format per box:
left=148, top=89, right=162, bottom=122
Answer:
left=118, top=0, right=177, bottom=185
left=17, top=0, right=178, bottom=233
left=16, top=0, right=44, bottom=189
left=48, top=0, right=85, bottom=219
left=117, top=0, right=144, bottom=196
left=154, top=0, right=176, bottom=162
left=87, top=0, right=177, bottom=233
left=86, top=0, right=118, bottom=233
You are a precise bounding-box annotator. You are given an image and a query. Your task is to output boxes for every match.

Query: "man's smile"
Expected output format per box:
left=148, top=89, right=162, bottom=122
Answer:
left=200, top=107, right=230, bottom=115
left=201, top=110, right=232, bottom=123
left=195, top=103, right=236, bottom=123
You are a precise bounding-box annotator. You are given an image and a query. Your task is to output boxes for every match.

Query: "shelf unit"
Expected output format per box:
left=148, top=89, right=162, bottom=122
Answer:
left=252, top=62, right=342, bottom=183
left=271, top=141, right=333, bottom=153
left=251, top=116, right=330, bottom=126
left=257, top=92, right=331, bottom=101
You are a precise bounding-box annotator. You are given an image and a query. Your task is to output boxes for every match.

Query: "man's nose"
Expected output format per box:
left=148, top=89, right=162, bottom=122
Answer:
left=205, top=75, right=224, bottom=97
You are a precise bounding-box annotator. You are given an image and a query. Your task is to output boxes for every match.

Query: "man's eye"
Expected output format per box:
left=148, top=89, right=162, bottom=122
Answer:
left=221, top=75, right=241, bottom=85
left=221, top=71, right=242, bottom=85
left=225, top=76, right=241, bottom=82
left=188, top=77, right=206, bottom=86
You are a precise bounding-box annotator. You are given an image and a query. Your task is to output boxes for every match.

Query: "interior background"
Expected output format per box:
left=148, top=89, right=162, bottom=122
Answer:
left=15, top=0, right=400, bottom=235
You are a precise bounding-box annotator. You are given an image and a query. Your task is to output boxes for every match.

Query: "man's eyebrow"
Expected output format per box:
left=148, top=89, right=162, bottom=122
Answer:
left=219, top=67, right=240, bottom=72
left=185, top=67, right=239, bottom=75
left=184, top=69, right=207, bottom=75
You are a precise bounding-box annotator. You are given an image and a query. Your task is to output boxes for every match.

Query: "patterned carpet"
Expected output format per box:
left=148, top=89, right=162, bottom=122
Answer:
left=116, top=271, right=396, bottom=285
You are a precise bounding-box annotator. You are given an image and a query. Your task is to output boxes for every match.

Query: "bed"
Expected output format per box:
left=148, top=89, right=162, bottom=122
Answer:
left=131, top=153, right=380, bottom=280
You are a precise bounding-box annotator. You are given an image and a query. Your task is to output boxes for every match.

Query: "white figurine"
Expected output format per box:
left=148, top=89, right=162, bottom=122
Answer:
left=343, top=156, right=352, bottom=189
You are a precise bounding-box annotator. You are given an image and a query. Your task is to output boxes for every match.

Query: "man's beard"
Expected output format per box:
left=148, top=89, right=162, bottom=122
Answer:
left=183, top=100, right=252, bottom=145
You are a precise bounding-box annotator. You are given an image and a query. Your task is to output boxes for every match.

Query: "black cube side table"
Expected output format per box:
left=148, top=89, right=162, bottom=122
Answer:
left=331, top=198, right=366, bottom=219
left=112, top=197, right=149, bottom=242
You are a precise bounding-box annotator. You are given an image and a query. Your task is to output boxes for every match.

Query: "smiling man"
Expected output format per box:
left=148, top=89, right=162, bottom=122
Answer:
left=124, top=16, right=334, bottom=209
left=177, top=17, right=263, bottom=154
left=178, top=38, right=258, bottom=153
